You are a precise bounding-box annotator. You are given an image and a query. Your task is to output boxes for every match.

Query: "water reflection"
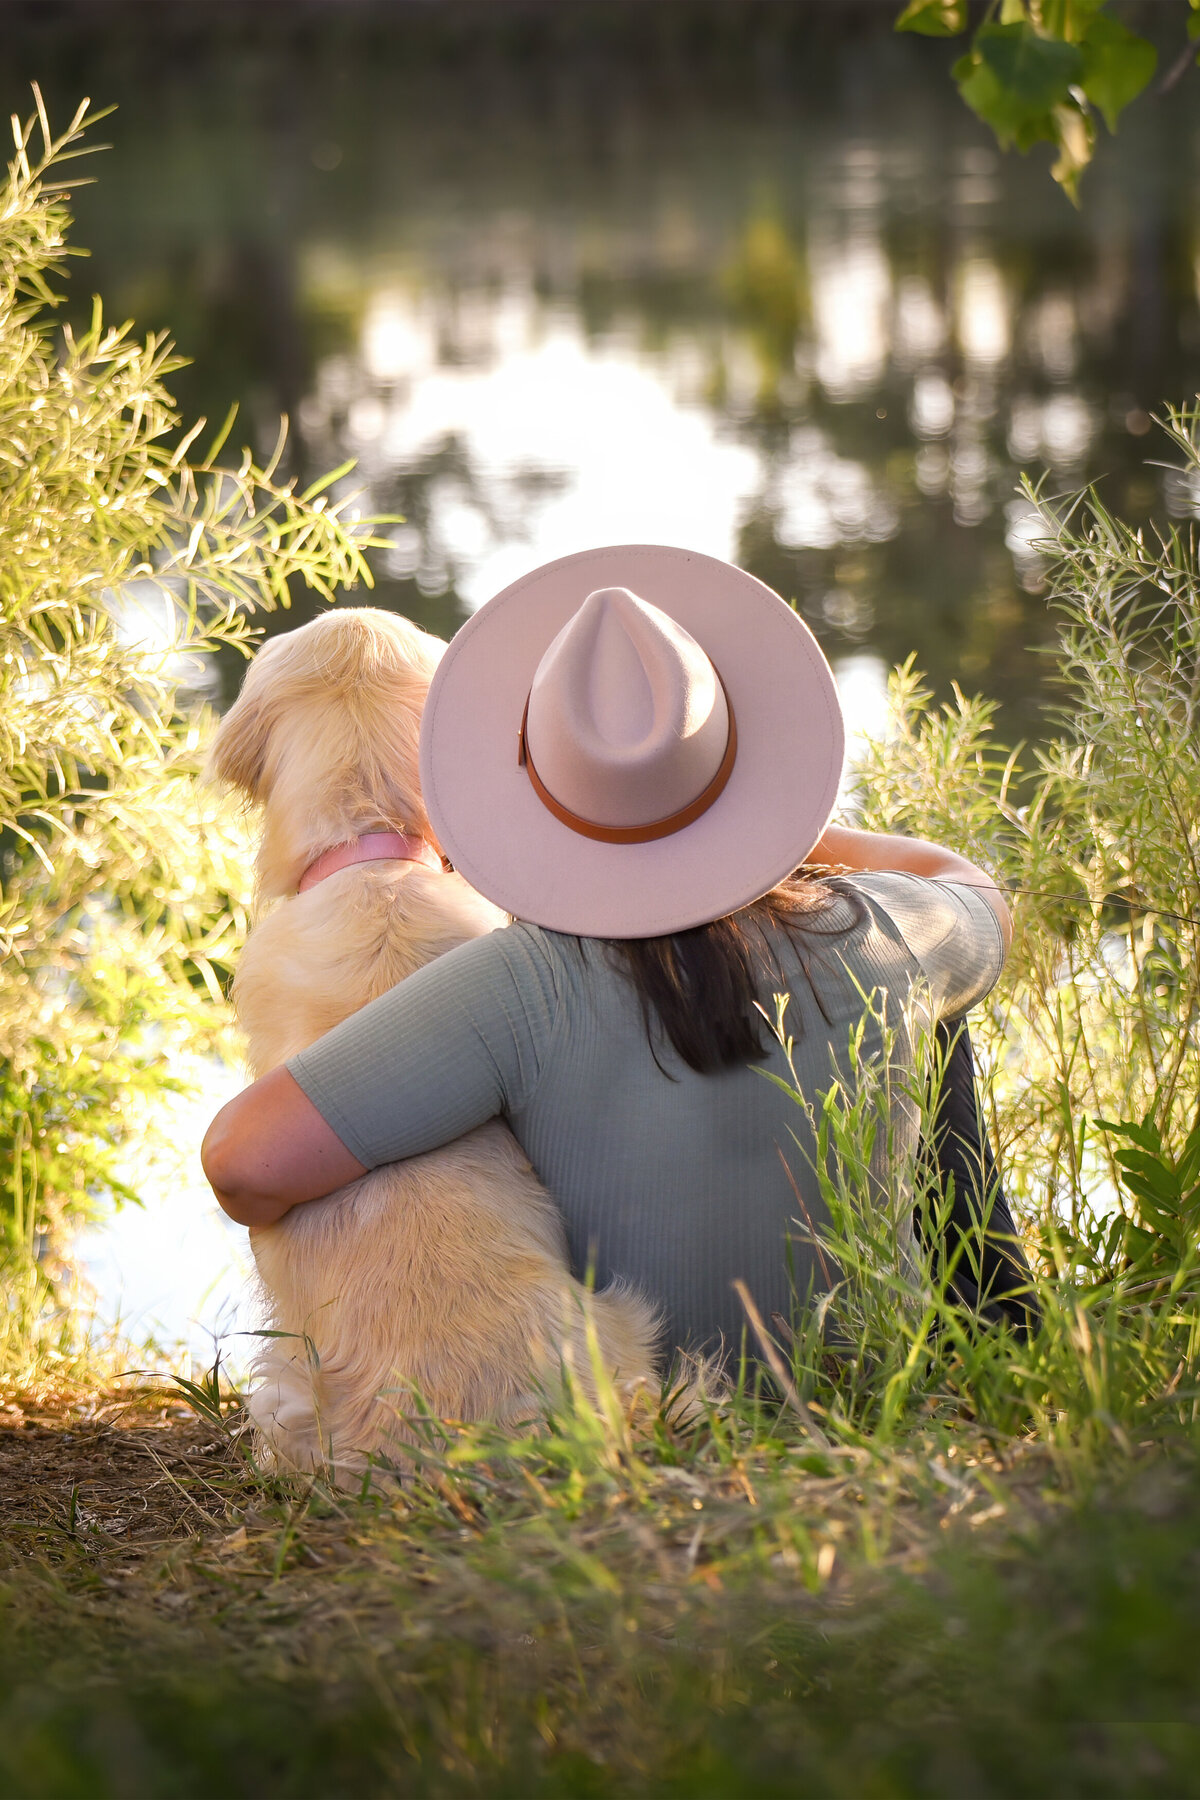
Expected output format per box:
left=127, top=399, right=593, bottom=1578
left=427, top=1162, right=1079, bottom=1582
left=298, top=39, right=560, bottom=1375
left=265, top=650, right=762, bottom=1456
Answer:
left=307, top=299, right=763, bottom=607
left=73, top=1057, right=255, bottom=1364
left=8, top=3, right=1200, bottom=743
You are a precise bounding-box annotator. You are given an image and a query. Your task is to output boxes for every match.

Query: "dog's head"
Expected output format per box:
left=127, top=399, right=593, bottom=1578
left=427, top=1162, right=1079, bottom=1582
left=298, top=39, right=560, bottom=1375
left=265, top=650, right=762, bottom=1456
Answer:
left=211, top=607, right=446, bottom=896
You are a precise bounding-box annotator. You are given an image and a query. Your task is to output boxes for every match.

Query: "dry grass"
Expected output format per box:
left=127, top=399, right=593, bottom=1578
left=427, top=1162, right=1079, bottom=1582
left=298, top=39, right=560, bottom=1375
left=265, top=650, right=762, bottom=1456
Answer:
left=0, top=1373, right=1073, bottom=1681
left=2, top=1357, right=1199, bottom=1795
left=0, top=1373, right=1014, bottom=1644
left=0, top=1388, right=235, bottom=1571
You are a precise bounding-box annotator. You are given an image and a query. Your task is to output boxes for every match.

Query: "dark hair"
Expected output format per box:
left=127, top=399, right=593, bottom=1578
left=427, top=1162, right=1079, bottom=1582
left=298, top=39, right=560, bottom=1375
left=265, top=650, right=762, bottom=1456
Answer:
left=603, top=870, right=865, bottom=1077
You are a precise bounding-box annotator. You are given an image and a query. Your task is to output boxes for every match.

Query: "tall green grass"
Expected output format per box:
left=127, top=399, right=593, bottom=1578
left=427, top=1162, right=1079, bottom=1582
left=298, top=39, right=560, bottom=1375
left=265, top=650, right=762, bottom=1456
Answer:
left=769, top=424, right=1200, bottom=1474
left=854, top=427, right=1200, bottom=1274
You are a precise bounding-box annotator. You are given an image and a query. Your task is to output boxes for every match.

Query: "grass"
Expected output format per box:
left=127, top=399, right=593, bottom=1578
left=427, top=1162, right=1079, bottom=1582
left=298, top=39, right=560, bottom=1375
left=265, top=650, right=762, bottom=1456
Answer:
left=2, top=1310, right=1200, bottom=1800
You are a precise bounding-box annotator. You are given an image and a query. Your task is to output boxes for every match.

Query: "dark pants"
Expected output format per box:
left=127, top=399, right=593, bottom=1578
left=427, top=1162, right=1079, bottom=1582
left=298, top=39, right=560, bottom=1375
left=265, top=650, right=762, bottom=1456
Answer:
left=918, top=1020, right=1041, bottom=1340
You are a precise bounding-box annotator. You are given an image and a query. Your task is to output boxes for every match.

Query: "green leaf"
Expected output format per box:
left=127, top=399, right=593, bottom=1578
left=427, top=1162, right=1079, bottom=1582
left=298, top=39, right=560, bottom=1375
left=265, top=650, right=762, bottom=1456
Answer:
left=1121, top=1220, right=1162, bottom=1269
left=1111, top=1146, right=1178, bottom=1202
left=1050, top=100, right=1094, bottom=204
left=895, top=0, right=968, bottom=35
left=1080, top=14, right=1157, bottom=133
left=955, top=24, right=1083, bottom=151
left=1175, top=1117, right=1200, bottom=1183
left=953, top=52, right=1036, bottom=151
left=1097, top=1115, right=1161, bottom=1154
left=978, top=21, right=1084, bottom=112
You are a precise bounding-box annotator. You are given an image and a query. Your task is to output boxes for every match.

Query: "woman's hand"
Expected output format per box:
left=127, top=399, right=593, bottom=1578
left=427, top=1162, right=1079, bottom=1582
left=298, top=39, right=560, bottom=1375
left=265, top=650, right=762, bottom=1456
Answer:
left=201, top=1065, right=368, bottom=1228
left=810, top=821, right=1012, bottom=951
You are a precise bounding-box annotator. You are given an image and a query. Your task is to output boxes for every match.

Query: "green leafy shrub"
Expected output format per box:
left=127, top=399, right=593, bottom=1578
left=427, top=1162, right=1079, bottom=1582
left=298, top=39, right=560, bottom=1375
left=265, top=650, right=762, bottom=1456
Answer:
left=854, top=412, right=1200, bottom=1270
left=1095, top=1113, right=1200, bottom=1284
left=0, top=95, right=378, bottom=1292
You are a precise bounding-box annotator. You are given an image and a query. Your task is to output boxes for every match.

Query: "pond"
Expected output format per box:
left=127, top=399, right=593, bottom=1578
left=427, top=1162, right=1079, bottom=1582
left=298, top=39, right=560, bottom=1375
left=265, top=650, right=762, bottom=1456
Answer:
left=12, top=0, right=1200, bottom=742
left=9, top=0, right=1200, bottom=1352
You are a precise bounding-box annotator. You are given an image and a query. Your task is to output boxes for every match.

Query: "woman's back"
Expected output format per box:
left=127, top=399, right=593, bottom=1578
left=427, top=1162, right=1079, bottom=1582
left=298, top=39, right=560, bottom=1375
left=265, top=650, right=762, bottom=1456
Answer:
left=287, top=871, right=1005, bottom=1359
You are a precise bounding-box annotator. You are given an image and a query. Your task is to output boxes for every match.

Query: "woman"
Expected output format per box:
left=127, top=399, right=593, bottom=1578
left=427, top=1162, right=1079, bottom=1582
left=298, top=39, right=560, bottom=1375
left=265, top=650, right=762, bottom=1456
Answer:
left=203, top=546, right=1019, bottom=1364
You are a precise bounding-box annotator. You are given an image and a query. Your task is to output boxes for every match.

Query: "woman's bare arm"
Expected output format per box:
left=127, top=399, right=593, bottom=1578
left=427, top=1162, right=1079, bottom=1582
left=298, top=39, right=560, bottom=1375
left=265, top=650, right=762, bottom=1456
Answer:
left=201, top=1064, right=368, bottom=1228
left=810, top=821, right=1012, bottom=952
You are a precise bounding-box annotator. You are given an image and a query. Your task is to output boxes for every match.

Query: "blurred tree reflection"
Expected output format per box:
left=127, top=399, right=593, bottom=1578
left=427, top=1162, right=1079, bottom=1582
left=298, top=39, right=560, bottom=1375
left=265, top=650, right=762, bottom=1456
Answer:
left=722, top=212, right=808, bottom=409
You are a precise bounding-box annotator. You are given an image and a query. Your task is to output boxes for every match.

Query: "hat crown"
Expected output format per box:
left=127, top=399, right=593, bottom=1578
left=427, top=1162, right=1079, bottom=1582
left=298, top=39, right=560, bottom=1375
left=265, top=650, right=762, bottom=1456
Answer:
left=419, top=542, right=846, bottom=938
left=525, top=587, right=730, bottom=830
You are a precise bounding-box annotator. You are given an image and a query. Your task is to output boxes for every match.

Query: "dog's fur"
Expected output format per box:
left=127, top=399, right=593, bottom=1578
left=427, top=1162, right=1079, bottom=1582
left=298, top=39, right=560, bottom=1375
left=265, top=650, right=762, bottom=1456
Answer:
left=211, top=607, right=659, bottom=1477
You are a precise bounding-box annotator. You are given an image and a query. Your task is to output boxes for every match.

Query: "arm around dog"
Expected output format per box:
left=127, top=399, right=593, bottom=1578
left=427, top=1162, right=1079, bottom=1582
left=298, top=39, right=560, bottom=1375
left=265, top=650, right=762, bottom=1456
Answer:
left=201, top=1065, right=368, bottom=1228
left=203, top=927, right=554, bottom=1228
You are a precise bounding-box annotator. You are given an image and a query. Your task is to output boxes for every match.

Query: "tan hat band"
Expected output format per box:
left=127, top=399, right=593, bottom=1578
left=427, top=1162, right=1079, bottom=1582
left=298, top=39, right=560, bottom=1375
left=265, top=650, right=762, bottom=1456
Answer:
left=517, top=678, right=738, bottom=846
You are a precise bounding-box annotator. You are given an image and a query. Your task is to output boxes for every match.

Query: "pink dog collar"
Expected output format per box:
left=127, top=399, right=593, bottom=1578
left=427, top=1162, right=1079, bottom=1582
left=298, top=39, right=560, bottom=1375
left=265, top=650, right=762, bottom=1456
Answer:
left=297, top=832, right=442, bottom=893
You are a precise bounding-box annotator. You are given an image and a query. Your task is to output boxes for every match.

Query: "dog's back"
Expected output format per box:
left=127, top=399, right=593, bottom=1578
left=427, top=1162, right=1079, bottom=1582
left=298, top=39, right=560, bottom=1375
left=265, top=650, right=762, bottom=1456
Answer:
left=213, top=610, right=657, bottom=1477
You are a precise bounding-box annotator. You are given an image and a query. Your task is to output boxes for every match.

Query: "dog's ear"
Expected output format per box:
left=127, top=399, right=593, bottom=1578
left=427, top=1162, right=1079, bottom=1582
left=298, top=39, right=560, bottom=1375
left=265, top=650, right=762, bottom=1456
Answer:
left=208, top=665, right=276, bottom=800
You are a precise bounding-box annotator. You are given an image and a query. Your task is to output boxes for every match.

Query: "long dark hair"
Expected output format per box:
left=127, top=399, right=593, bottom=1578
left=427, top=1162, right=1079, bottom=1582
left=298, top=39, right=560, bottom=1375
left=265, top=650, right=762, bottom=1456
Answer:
left=603, top=870, right=865, bottom=1076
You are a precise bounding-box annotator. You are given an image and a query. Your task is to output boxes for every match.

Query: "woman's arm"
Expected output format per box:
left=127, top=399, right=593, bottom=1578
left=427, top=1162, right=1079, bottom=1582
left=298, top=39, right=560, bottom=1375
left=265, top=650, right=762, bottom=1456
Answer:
left=201, top=926, right=553, bottom=1228
left=810, top=821, right=1012, bottom=952
left=202, top=1065, right=368, bottom=1228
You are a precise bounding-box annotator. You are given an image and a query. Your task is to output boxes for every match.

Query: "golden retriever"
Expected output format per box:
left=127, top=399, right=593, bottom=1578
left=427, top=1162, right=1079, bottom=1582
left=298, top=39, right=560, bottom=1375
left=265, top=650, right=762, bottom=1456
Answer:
left=210, top=606, right=658, bottom=1479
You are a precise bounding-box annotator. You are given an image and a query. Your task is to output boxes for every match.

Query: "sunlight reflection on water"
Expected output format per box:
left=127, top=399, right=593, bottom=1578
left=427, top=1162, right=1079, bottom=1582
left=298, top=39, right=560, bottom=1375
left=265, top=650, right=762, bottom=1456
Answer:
left=74, top=1057, right=258, bottom=1373
left=310, top=297, right=766, bottom=609
left=16, top=9, right=1195, bottom=744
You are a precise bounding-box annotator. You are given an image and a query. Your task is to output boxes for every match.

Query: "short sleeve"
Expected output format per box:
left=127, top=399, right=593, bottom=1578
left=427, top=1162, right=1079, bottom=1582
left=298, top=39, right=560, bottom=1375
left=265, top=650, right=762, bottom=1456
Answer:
left=853, top=871, right=1006, bottom=1019
left=285, top=924, right=560, bottom=1168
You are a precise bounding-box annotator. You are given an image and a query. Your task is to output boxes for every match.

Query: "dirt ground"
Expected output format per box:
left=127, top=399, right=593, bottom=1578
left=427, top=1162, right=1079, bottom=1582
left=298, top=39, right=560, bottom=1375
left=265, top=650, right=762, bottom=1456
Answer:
left=0, top=1391, right=240, bottom=1573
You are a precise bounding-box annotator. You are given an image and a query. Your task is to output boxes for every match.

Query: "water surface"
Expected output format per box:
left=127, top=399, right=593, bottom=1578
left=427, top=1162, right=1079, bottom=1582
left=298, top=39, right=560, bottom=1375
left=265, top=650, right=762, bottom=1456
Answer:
left=10, top=2, right=1200, bottom=743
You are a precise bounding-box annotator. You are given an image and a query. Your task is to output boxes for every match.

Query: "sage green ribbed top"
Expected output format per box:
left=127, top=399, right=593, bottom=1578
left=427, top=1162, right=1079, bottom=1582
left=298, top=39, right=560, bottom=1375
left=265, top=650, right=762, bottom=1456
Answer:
left=287, top=873, right=1005, bottom=1361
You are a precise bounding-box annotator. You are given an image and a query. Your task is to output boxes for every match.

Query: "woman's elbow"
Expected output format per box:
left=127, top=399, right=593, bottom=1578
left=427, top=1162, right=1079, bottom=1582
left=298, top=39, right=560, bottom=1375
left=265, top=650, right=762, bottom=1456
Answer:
left=201, top=1065, right=368, bottom=1226
left=200, top=1105, right=288, bottom=1229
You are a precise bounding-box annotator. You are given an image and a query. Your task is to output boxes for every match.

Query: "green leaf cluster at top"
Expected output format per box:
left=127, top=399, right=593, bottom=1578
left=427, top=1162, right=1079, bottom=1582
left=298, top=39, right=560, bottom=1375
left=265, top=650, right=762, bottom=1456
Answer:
left=896, top=1, right=1172, bottom=201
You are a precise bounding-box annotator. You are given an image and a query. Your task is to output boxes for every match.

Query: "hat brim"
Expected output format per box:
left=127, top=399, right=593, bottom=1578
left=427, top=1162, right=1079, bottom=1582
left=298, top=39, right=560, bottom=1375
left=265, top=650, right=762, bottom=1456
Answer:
left=419, top=544, right=844, bottom=938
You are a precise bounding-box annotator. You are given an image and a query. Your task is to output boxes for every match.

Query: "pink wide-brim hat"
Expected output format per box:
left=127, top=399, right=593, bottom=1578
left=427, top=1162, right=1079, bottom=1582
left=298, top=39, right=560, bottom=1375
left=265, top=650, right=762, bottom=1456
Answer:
left=419, top=544, right=845, bottom=938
